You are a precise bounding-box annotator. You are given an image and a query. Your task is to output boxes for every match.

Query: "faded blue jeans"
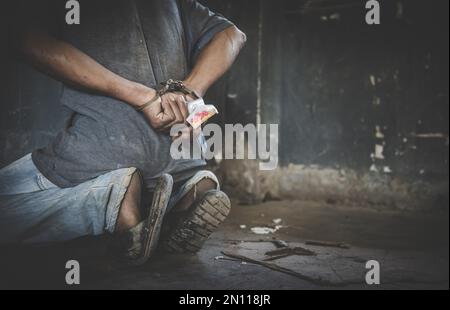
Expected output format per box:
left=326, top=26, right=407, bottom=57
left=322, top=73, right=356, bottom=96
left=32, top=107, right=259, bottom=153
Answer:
left=0, top=154, right=219, bottom=245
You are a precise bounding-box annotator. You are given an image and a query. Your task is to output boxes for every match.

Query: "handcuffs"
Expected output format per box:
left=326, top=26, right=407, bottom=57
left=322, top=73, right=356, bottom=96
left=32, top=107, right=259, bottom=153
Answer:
left=135, top=79, right=200, bottom=112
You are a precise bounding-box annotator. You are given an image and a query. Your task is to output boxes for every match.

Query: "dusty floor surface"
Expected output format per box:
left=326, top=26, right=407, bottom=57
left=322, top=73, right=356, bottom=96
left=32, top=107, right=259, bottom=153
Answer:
left=1, top=200, right=448, bottom=290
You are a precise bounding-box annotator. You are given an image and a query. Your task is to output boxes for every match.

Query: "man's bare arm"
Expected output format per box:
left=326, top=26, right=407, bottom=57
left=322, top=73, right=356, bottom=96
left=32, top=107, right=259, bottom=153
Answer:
left=19, top=29, right=179, bottom=130
left=19, top=30, right=154, bottom=108
left=183, top=26, right=247, bottom=97
left=164, top=25, right=245, bottom=139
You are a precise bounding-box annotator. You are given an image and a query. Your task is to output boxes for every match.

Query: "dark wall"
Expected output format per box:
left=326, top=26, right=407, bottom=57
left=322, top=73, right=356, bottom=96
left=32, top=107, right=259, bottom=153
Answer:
left=278, top=0, right=449, bottom=180
left=206, top=0, right=449, bottom=183
left=0, top=2, right=68, bottom=166
left=1, top=0, right=449, bottom=186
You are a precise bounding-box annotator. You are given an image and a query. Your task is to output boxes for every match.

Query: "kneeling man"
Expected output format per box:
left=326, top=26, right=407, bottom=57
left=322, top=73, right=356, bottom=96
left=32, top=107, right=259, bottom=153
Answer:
left=0, top=0, right=246, bottom=265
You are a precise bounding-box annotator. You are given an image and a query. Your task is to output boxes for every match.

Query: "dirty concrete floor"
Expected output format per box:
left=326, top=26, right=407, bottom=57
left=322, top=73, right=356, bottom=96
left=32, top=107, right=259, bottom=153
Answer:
left=1, top=200, right=448, bottom=290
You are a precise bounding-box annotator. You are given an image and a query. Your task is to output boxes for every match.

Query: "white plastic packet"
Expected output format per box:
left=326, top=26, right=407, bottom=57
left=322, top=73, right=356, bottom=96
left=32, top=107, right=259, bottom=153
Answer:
left=185, top=98, right=218, bottom=155
left=186, top=98, right=218, bottom=129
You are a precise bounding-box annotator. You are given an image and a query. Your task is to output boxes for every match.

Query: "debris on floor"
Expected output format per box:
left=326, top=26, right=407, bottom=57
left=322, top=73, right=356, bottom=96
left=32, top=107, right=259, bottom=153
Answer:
left=272, top=218, right=283, bottom=225
left=218, top=239, right=448, bottom=288
left=214, top=255, right=241, bottom=262
left=221, top=250, right=353, bottom=287
left=263, top=246, right=316, bottom=261
left=250, top=227, right=278, bottom=235
left=250, top=224, right=284, bottom=235
left=271, top=239, right=289, bottom=248
left=305, top=240, right=351, bottom=249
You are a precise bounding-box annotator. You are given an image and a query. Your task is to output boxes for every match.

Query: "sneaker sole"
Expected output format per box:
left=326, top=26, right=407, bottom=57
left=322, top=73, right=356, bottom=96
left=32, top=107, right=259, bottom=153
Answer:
left=130, top=173, right=173, bottom=266
left=164, top=190, right=231, bottom=254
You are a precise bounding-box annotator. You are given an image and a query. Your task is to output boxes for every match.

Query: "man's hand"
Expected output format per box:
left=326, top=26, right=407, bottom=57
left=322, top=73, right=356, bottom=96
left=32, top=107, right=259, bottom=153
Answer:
left=160, top=92, right=189, bottom=129
left=139, top=91, right=190, bottom=132
left=163, top=92, right=201, bottom=140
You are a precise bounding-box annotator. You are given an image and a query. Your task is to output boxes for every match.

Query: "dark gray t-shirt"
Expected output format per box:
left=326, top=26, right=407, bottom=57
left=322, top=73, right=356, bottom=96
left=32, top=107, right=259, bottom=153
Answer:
left=30, top=0, right=233, bottom=189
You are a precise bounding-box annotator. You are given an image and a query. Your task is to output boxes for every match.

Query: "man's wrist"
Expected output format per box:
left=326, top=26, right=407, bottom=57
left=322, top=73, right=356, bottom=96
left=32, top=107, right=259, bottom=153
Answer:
left=116, top=81, right=157, bottom=108
left=183, top=79, right=206, bottom=98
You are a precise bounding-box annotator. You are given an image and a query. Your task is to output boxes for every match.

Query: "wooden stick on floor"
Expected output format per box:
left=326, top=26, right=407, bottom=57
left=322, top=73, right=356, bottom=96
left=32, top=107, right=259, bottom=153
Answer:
left=221, top=251, right=351, bottom=287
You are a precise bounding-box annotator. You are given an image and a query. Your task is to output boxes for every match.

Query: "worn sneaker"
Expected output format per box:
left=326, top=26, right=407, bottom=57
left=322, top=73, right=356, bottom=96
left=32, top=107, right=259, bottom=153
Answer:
left=163, top=190, right=231, bottom=254
left=121, top=173, right=173, bottom=266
